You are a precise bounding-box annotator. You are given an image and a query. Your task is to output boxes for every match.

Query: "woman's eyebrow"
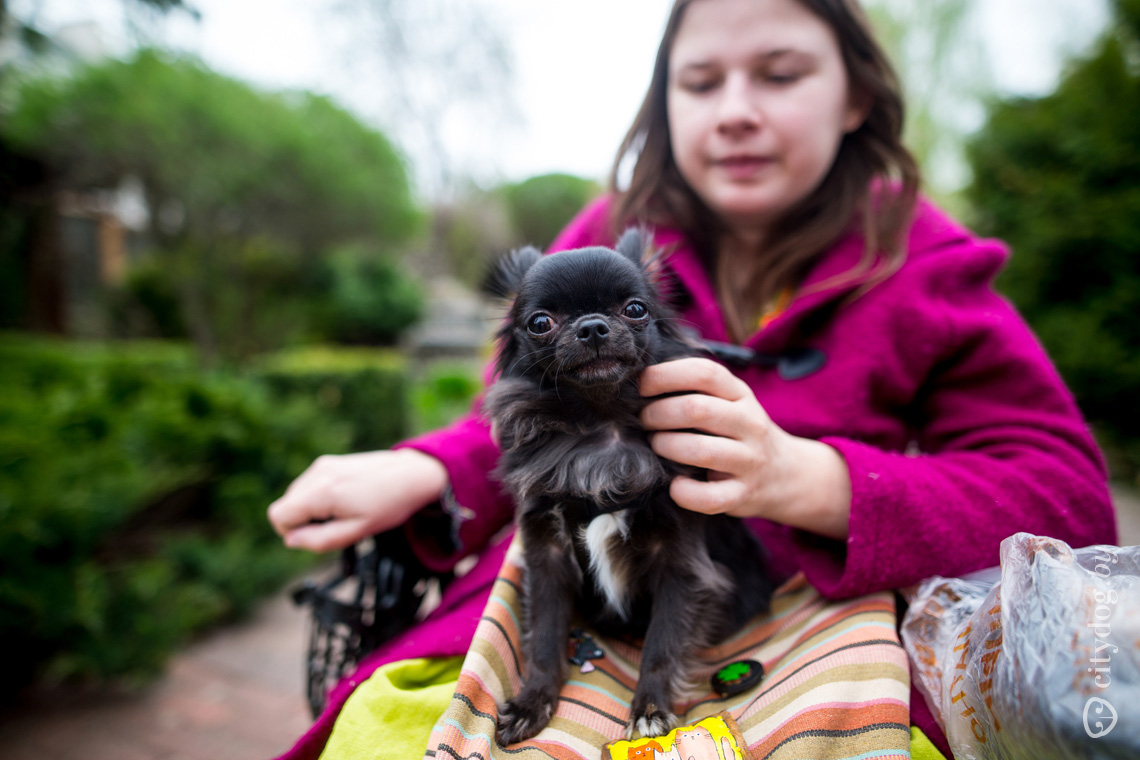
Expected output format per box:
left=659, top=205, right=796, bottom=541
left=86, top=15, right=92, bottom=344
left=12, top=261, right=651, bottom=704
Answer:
left=675, top=49, right=814, bottom=71
left=754, top=48, right=815, bottom=63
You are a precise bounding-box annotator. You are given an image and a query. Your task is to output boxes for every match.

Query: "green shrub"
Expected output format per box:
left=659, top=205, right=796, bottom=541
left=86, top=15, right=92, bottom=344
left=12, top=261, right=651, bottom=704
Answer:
left=410, top=361, right=483, bottom=435
left=254, top=345, right=409, bottom=452
left=0, top=335, right=390, bottom=694
left=109, top=243, right=424, bottom=359
left=109, top=258, right=188, bottom=339
left=501, top=173, right=599, bottom=249
left=317, top=247, right=425, bottom=346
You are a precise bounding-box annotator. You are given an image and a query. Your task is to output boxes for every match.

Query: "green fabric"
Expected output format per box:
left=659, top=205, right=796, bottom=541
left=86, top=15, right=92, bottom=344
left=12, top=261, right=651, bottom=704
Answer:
left=910, top=726, right=948, bottom=760
left=319, top=657, right=464, bottom=760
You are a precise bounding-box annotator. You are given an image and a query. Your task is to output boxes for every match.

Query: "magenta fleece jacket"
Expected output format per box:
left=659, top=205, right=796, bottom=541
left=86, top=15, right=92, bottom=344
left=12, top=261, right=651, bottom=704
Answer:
left=278, top=197, right=1116, bottom=760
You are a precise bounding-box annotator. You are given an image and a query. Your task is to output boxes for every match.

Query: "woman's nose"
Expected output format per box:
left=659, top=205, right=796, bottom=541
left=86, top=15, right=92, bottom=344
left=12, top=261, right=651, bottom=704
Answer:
left=716, top=72, right=762, bottom=136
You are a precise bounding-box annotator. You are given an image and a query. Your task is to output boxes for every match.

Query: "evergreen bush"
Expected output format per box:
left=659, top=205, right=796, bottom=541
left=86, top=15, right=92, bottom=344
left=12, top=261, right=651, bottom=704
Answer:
left=0, top=336, right=412, bottom=695
left=409, top=361, right=482, bottom=435
left=966, top=0, right=1140, bottom=478
left=254, top=345, right=409, bottom=453
left=501, top=173, right=599, bottom=249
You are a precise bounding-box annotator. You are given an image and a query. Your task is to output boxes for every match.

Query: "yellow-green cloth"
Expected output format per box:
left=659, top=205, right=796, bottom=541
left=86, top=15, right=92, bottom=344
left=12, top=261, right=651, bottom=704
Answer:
left=319, top=657, right=464, bottom=760
left=319, top=656, right=948, bottom=760
left=910, top=726, right=948, bottom=760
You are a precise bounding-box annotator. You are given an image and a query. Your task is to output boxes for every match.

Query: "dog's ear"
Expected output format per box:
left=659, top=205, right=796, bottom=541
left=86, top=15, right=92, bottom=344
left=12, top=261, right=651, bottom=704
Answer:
left=615, top=227, right=652, bottom=268
left=493, top=319, right=524, bottom=380
left=483, top=246, right=542, bottom=299
left=486, top=246, right=541, bottom=381
left=617, top=225, right=674, bottom=302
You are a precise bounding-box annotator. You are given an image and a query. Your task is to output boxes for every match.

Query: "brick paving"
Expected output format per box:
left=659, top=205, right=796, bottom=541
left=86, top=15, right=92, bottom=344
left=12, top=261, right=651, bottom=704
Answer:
left=0, top=593, right=313, bottom=760
left=2, top=488, right=1138, bottom=760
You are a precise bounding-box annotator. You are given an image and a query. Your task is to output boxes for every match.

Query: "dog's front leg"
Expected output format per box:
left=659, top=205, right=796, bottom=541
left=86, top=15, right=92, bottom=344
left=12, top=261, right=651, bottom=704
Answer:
left=496, top=504, right=580, bottom=745
left=628, top=572, right=701, bottom=738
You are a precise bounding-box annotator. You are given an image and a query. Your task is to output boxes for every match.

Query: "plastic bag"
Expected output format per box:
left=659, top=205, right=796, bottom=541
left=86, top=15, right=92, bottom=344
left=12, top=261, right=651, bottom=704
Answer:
left=901, top=533, right=1139, bottom=759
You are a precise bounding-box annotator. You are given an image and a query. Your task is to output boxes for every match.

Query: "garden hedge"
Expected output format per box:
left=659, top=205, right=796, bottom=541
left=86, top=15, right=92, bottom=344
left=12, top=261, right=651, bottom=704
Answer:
left=0, top=335, right=409, bottom=695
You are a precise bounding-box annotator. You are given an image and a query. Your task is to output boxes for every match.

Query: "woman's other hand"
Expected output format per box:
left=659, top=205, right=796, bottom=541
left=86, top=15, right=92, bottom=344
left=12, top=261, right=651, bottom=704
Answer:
left=639, top=357, right=851, bottom=540
left=267, top=449, right=449, bottom=552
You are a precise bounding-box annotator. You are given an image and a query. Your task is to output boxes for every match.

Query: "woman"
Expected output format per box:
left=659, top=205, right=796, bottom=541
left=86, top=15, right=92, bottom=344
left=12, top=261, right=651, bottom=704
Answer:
left=270, top=1, right=1116, bottom=756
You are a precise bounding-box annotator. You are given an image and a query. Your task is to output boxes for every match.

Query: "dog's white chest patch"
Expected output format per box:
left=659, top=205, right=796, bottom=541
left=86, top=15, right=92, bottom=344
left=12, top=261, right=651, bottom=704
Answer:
left=580, top=511, right=632, bottom=619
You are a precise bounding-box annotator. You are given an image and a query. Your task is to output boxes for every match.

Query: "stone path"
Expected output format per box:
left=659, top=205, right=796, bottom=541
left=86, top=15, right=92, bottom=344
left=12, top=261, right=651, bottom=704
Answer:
left=3, top=488, right=1139, bottom=760
left=0, top=592, right=313, bottom=760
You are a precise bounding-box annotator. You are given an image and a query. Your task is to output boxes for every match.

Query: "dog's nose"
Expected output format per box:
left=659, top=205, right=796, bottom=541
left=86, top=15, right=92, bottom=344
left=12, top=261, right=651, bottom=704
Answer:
left=576, top=318, right=610, bottom=349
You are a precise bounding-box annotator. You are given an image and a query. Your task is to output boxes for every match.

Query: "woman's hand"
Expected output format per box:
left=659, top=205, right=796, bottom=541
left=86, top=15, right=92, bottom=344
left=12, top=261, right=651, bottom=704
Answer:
left=639, top=357, right=851, bottom=540
left=267, top=448, right=449, bottom=552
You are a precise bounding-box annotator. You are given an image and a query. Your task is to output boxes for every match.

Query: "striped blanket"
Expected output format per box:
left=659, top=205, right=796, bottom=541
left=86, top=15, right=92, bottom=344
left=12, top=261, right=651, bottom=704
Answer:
left=425, top=538, right=911, bottom=760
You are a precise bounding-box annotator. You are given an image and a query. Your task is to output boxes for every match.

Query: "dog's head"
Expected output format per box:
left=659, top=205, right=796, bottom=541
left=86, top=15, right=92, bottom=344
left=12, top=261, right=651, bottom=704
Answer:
left=487, top=229, right=687, bottom=391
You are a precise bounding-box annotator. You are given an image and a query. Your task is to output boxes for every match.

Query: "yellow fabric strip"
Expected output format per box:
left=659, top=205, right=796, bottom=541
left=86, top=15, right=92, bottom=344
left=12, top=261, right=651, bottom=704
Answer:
left=319, top=656, right=465, bottom=760
left=910, top=726, right=948, bottom=760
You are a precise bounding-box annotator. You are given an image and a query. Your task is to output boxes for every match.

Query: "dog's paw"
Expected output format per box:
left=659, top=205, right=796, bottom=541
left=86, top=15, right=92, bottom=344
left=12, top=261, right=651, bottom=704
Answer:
left=496, top=695, right=555, bottom=745
left=626, top=703, right=678, bottom=739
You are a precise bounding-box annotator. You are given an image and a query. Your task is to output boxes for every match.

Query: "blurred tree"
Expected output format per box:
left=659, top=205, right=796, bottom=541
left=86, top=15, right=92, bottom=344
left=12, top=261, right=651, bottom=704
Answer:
left=416, top=173, right=597, bottom=290
left=864, top=0, right=993, bottom=205
left=501, top=172, right=599, bottom=250
left=430, top=186, right=514, bottom=288
left=864, top=0, right=1108, bottom=208
left=1, top=1, right=199, bottom=335
left=0, top=0, right=196, bottom=81
left=2, top=49, right=421, bottom=361
left=967, top=0, right=1140, bottom=477
left=5, top=50, right=416, bottom=249
left=317, top=245, right=425, bottom=345
left=331, top=0, right=517, bottom=198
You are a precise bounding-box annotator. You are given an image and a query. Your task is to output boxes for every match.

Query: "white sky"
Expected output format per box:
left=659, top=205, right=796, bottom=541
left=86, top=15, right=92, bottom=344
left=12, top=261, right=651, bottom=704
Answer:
left=23, top=0, right=1111, bottom=195
left=156, top=0, right=675, bottom=191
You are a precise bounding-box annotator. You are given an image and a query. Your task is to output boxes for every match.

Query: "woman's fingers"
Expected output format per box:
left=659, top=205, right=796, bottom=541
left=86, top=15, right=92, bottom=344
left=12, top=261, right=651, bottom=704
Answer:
left=267, top=481, right=332, bottom=537
left=640, top=357, right=769, bottom=439
left=668, top=475, right=748, bottom=516
left=267, top=449, right=450, bottom=553
left=640, top=357, right=751, bottom=402
left=649, top=429, right=753, bottom=473
left=284, top=518, right=371, bottom=553
left=637, top=358, right=783, bottom=519
left=641, top=392, right=745, bottom=438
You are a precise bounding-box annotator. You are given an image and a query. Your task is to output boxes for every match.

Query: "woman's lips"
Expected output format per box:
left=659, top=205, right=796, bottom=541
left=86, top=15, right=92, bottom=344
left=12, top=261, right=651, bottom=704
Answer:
left=715, top=155, right=774, bottom=179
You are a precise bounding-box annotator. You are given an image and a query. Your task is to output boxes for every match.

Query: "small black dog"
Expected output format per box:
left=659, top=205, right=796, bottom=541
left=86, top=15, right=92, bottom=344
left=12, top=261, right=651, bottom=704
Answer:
left=483, top=230, right=774, bottom=743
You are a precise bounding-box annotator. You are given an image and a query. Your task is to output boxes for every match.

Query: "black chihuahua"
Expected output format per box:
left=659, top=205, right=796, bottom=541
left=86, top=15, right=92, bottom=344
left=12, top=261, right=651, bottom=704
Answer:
left=483, top=229, right=774, bottom=743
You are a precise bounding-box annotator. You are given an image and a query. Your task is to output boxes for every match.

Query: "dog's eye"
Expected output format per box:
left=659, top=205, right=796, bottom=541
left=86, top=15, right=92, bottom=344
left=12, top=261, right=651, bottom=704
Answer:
left=623, top=301, right=649, bottom=320
left=526, top=313, right=555, bottom=335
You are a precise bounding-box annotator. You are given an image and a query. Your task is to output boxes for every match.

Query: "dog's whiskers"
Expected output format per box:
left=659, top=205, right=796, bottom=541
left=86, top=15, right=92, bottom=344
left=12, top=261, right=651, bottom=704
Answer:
left=552, top=356, right=568, bottom=402
left=536, top=353, right=567, bottom=401
left=509, top=347, right=556, bottom=378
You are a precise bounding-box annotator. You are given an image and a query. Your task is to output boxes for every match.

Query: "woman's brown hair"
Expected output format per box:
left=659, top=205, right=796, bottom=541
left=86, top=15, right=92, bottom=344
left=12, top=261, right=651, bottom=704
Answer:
left=609, top=0, right=920, bottom=341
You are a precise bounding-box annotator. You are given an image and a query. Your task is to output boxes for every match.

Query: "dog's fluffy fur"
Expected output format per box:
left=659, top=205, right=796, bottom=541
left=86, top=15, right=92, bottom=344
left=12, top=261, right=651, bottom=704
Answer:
left=483, top=230, right=774, bottom=744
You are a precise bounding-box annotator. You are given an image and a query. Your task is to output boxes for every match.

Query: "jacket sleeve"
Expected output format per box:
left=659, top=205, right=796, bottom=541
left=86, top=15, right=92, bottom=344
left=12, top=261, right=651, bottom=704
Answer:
left=393, top=197, right=616, bottom=571
left=790, top=244, right=1117, bottom=598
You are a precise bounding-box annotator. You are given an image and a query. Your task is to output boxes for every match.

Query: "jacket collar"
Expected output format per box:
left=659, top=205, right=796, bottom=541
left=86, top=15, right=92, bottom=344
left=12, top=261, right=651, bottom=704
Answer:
left=654, top=225, right=869, bottom=351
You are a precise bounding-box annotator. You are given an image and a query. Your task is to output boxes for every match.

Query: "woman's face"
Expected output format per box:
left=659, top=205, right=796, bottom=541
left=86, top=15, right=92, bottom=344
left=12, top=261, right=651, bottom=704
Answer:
left=667, top=0, right=866, bottom=237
